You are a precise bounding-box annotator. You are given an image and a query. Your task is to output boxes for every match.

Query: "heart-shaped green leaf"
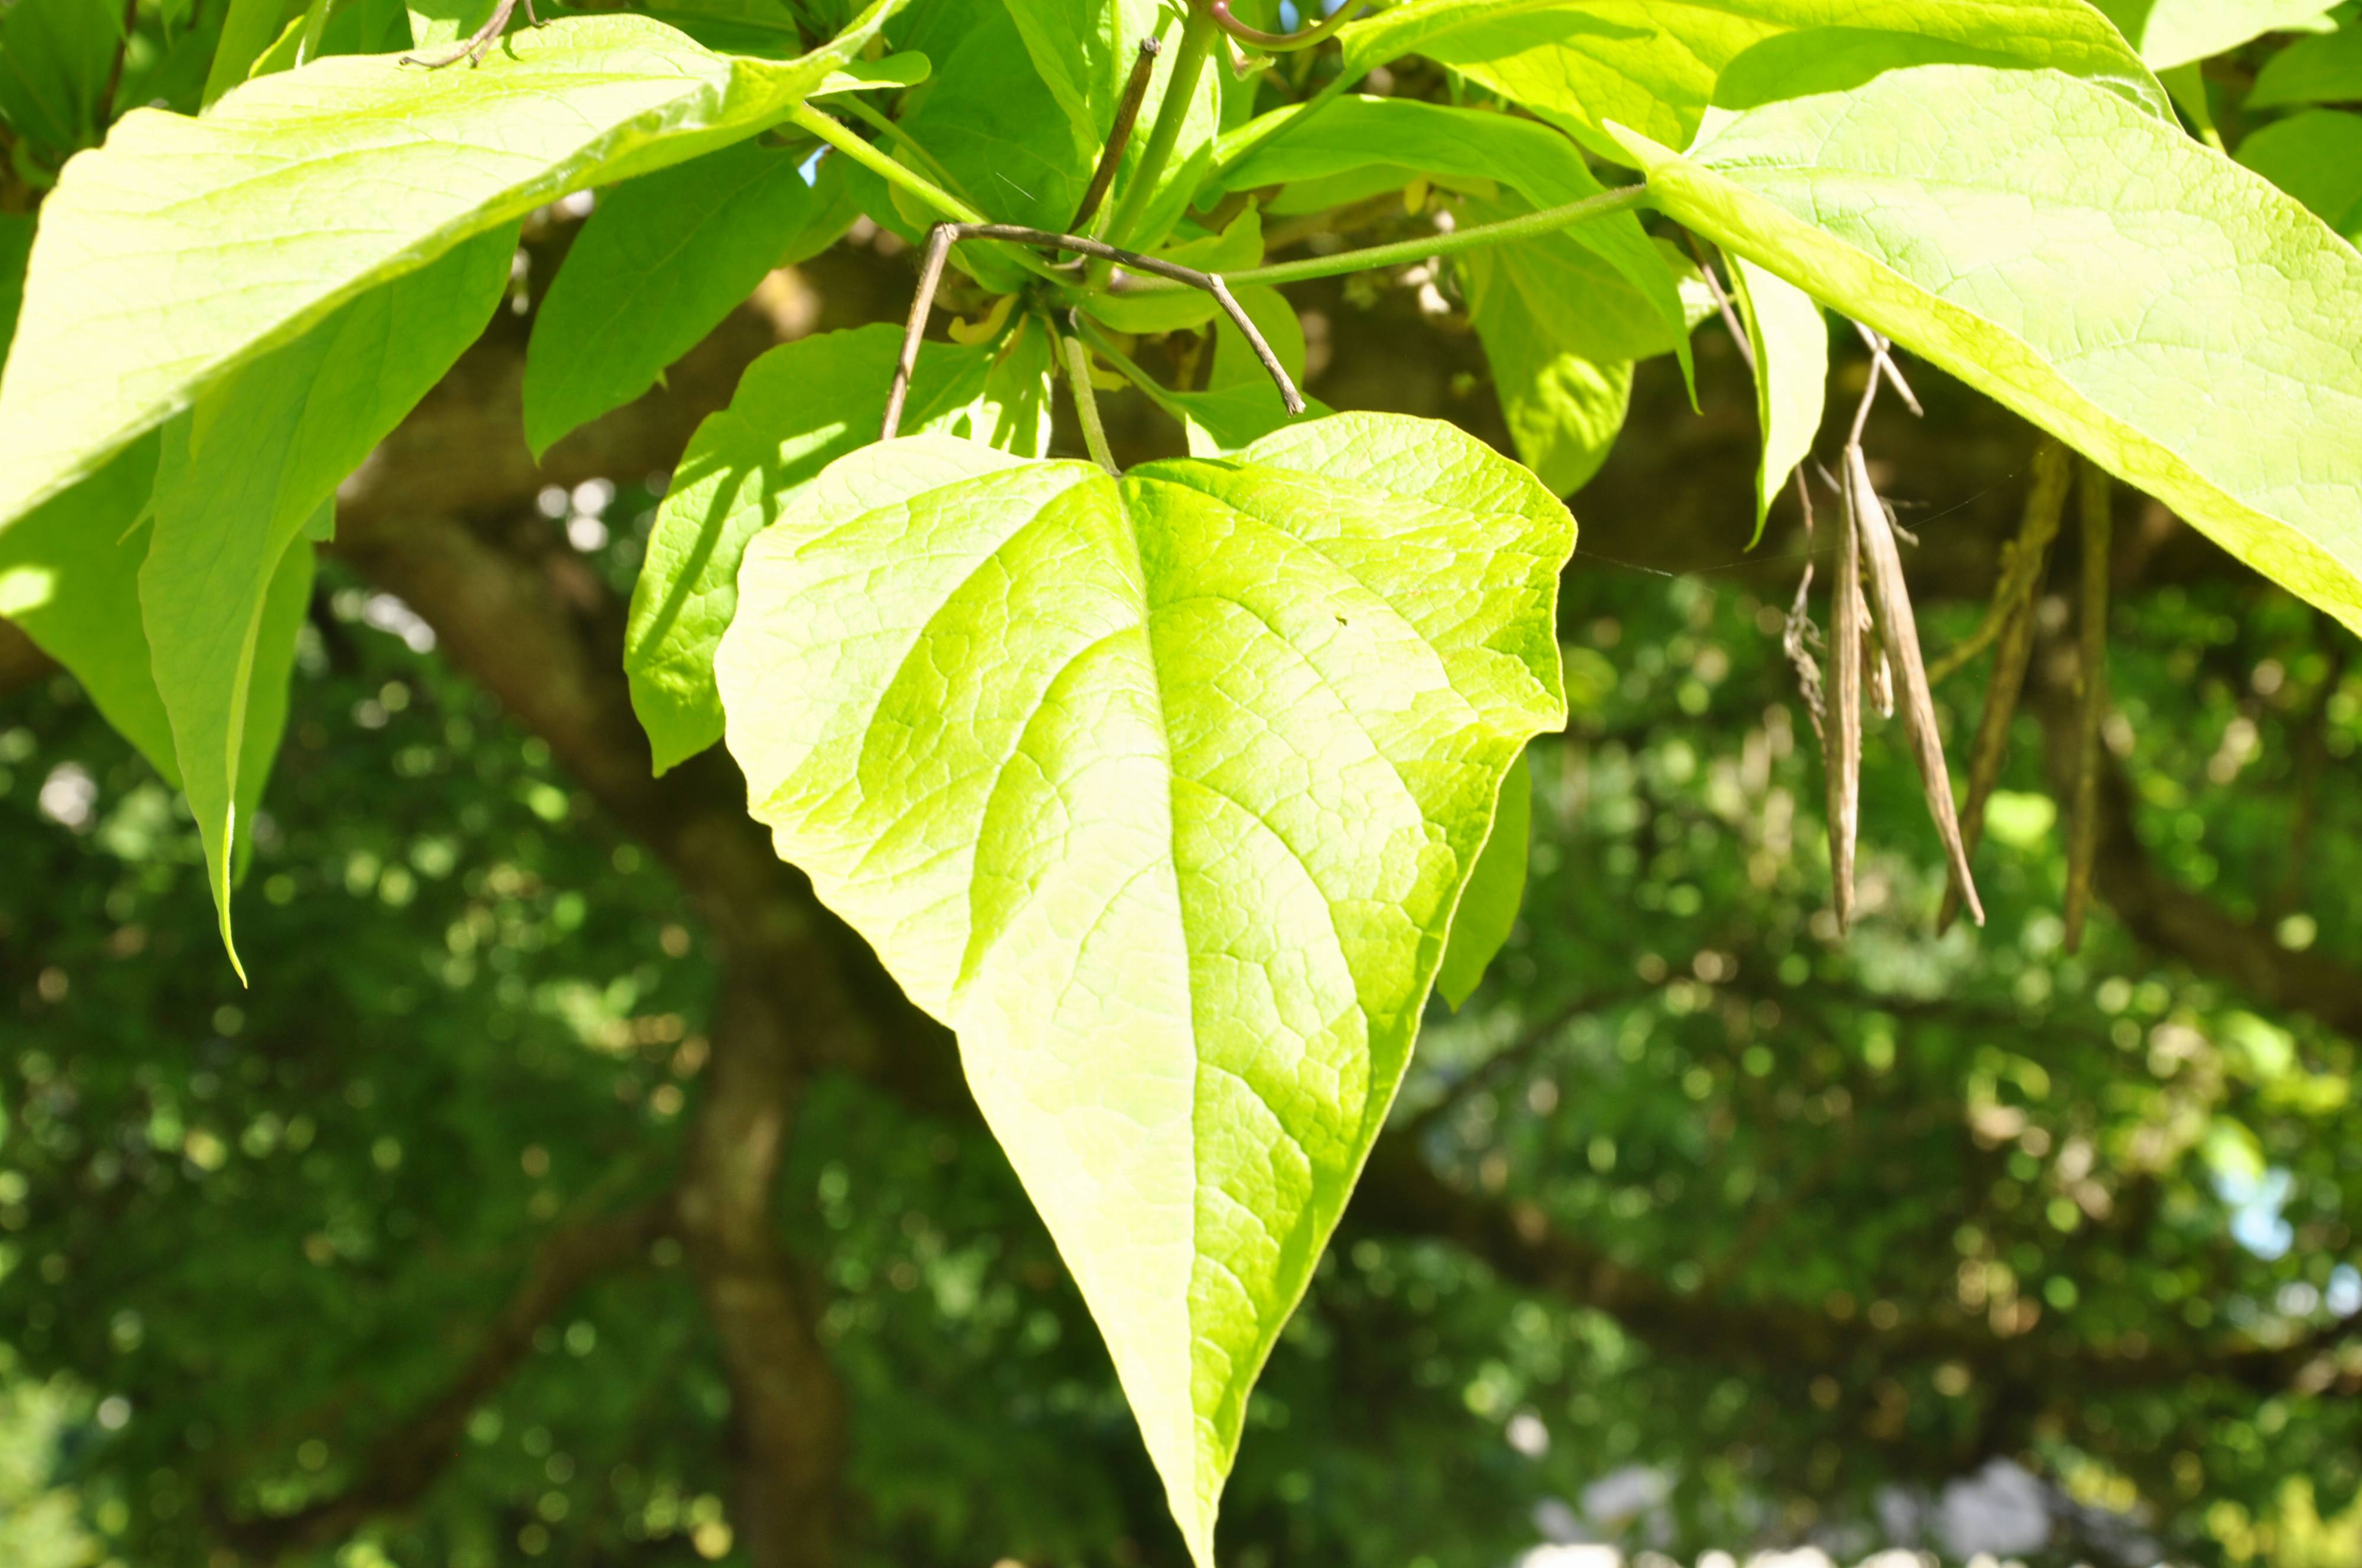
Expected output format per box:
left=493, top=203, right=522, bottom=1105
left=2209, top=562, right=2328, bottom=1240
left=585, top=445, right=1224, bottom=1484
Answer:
left=714, top=413, right=1571, bottom=1563
left=1614, top=63, right=2362, bottom=633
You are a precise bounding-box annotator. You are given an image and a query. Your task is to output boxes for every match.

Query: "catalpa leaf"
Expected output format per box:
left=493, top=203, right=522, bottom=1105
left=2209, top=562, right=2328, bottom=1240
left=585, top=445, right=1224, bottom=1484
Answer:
left=1436, top=745, right=1532, bottom=1011
left=0, top=0, right=909, bottom=534
left=2248, top=24, right=2362, bottom=107
left=1332, top=0, right=2169, bottom=158
left=1729, top=254, right=1827, bottom=540
left=1455, top=193, right=1654, bottom=495
left=525, top=137, right=821, bottom=458
left=2090, top=0, right=2343, bottom=70
left=0, top=0, right=122, bottom=153
left=2237, top=109, right=2362, bottom=242
left=0, top=437, right=180, bottom=780
left=0, top=431, right=314, bottom=898
left=1000, top=0, right=1221, bottom=249
left=1213, top=97, right=1692, bottom=389
left=140, top=230, right=513, bottom=977
left=888, top=2, right=1087, bottom=291
left=627, top=322, right=1054, bottom=774
left=1611, top=63, right=2362, bottom=631
left=713, top=413, right=1571, bottom=1564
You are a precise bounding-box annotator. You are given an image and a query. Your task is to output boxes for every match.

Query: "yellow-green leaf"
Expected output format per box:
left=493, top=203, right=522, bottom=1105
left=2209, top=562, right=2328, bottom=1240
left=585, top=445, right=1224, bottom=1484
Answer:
left=0, top=0, right=909, bottom=535
left=715, top=413, right=1572, bottom=1564
left=1613, top=64, right=2362, bottom=632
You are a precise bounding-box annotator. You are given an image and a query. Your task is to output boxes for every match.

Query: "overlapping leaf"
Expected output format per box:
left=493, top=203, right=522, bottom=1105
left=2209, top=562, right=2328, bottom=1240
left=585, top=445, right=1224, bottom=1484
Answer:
left=0, top=0, right=121, bottom=152
left=0, top=439, right=180, bottom=779
left=1212, top=96, right=1691, bottom=384
left=1613, top=63, right=2362, bottom=631
left=2249, top=23, right=2362, bottom=107
left=1331, top=0, right=2168, bottom=157
left=0, top=0, right=909, bottom=533
left=140, top=231, right=514, bottom=975
left=2092, top=0, right=2343, bottom=69
left=1000, top=0, right=1222, bottom=248
left=1728, top=254, right=1826, bottom=537
left=627, top=322, right=1056, bottom=773
left=2237, top=109, right=2362, bottom=241
left=524, top=138, right=823, bottom=457
left=1436, top=746, right=1532, bottom=1010
left=885, top=2, right=1089, bottom=286
left=714, top=413, right=1571, bottom=1564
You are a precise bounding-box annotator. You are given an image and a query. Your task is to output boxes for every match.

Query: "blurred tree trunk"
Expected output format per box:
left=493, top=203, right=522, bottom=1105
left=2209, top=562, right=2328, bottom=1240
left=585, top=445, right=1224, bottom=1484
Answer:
left=677, top=967, right=848, bottom=1568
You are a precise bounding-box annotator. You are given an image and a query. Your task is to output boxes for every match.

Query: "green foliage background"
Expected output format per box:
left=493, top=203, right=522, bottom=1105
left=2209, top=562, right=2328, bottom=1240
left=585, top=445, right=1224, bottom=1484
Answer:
left=0, top=0, right=2359, bottom=1564
left=4, top=461, right=2358, bottom=1564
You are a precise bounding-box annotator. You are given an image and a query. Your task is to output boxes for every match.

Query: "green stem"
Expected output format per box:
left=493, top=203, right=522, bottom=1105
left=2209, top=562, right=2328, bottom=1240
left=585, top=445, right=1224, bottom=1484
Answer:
left=786, top=106, right=1068, bottom=285
left=1073, top=318, right=1209, bottom=443
left=788, top=103, right=985, bottom=223
left=838, top=97, right=973, bottom=207
left=1099, top=2, right=1216, bottom=257
left=1206, top=0, right=1366, bottom=54
left=1075, top=318, right=1174, bottom=404
left=295, top=0, right=332, bottom=65
left=1054, top=318, right=1121, bottom=475
left=1113, top=181, right=1650, bottom=293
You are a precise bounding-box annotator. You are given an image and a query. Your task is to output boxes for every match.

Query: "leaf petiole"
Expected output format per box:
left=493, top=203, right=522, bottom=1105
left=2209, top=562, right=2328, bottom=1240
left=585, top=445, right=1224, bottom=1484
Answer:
left=837, top=97, right=973, bottom=210
left=1110, top=181, right=1650, bottom=292
left=787, top=103, right=986, bottom=224
left=1098, top=1, right=1218, bottom=260
left=784, top=106, right=1069, bottom=286
left=1205, top=0, right=1368, bottom=53
left=1053, top=315, right=1121, bottom=475
left=885, top=221, right=1303, bottom=440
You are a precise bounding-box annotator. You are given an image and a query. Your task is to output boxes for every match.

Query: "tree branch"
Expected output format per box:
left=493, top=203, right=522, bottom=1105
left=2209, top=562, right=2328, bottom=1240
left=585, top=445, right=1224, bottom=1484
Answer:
left=675, top=972, right=849, bottom=1568
left=2028, top=638, right=2362, bottom=1035
left=885, top=221, right=1304, bottom=440
left=208, top=1201, right=673, bottom=1559
left=0, top=618, right=53, bottom=695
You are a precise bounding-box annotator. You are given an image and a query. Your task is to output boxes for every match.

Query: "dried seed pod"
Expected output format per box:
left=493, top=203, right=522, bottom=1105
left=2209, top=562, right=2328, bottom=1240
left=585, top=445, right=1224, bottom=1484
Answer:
left=1825, top=464, right=1864, bottom=932
left=1848, top=444, right=1984, bottom=927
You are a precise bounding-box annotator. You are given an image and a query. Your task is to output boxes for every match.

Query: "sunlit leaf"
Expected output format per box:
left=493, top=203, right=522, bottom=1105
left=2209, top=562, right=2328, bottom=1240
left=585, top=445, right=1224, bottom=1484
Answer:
left=0, top=0, right=909, bottom=534
left=1613, top=63, right=2362, bottom=632
left=625, top=323, right=1050, bottom=773
left=1331, top=0, right=2167, bottom=158
left=525, top=139, right=820, bottom=458
left=2090, top=0, right=2342, bottom=69
left=715, top=413, right=1571, bottom=1565
left=1729, top=254, right=1827, bottom=540
left=139, top=232, right=513, bottom=975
